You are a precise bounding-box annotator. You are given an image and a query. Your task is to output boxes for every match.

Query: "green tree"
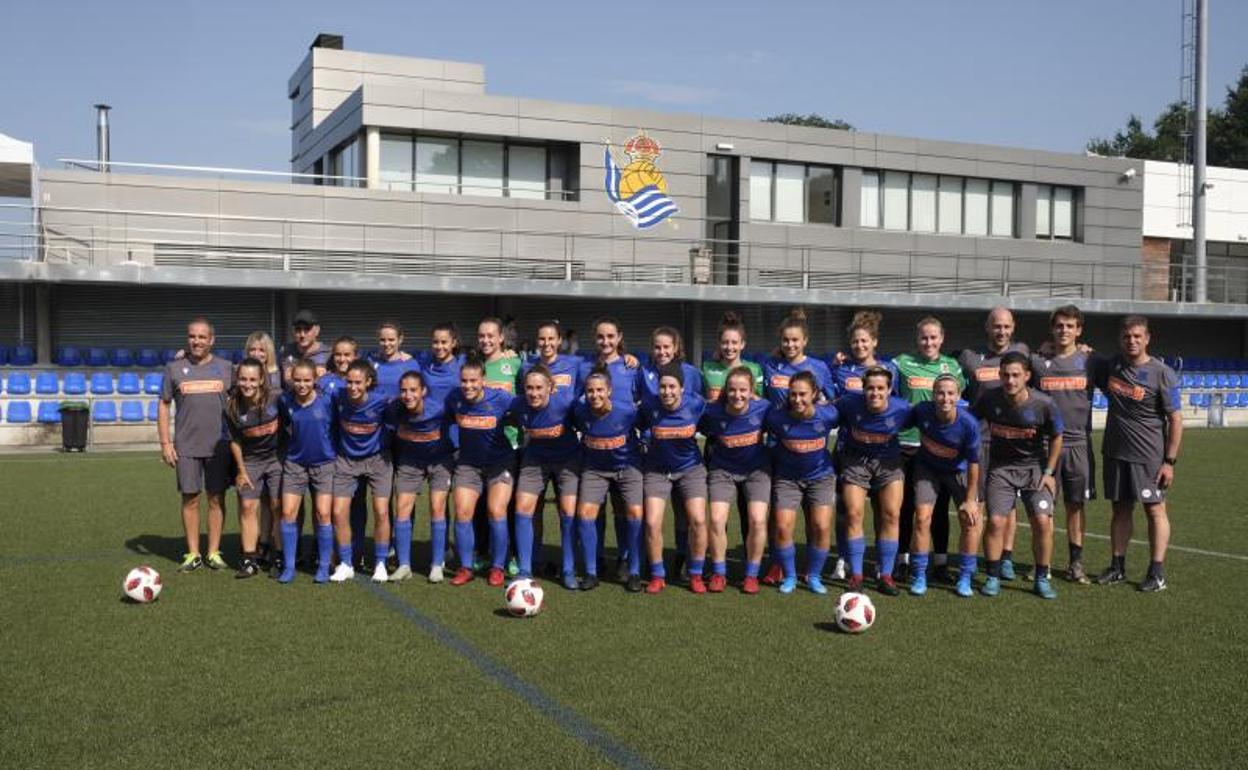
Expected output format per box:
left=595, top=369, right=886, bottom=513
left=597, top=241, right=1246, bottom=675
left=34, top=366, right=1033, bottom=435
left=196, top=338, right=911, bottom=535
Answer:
left=1209, top=65, right=1248, bottom=168
left=763, top=113, right=854, bottom=131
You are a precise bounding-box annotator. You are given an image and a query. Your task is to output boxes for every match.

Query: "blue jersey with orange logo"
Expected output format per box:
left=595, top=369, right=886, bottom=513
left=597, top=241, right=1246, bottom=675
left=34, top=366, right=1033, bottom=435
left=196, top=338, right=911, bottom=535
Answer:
left=521, top=355, right=583, bottom=411
left=419, top=354, right=464, bottom=409
left=332, top=389, right=390, bottom=459
left=912, top=401, right=981, bottom=474
left=834, top=393, right=912, bottom=459
left=635, top=361, right=704, bottom=403
left=371, top=354, right=420, bottom=400
left=830, top=359, right=899, bottom=398
left=639, top=392, right=706, bottom=473
left=579, top=357, right=641, bottom=407
left=279, top=391, right=336, bottom=466
left=316, top=372, right=345, bottom=399
left=766, top=403, right=839, bottom=482
left=446, top=387, right=515, bottom=468
left=762, top=356, right=835, bottom=409
left=573, top=401, right=640, bottom=471
left=508, top=396, right=580, bottom=466
left=700, top=398, right=770, bottom=475
left=384, top=399, right=453, bottom=466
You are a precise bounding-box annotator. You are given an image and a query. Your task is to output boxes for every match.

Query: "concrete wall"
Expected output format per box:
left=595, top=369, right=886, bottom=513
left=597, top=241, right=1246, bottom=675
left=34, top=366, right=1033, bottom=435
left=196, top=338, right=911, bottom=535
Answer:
left=1143, top=160, right=1248, bottom=242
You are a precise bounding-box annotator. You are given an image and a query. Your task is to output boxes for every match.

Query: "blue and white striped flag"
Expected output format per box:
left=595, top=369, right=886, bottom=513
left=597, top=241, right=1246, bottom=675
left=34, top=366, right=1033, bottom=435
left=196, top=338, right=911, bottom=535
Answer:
left=603, top=146, right=678, bottom=229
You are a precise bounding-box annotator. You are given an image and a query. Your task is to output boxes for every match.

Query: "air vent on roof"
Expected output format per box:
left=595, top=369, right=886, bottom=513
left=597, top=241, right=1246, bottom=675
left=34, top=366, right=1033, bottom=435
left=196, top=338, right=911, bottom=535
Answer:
left=311, top=33, right=343, bottom=51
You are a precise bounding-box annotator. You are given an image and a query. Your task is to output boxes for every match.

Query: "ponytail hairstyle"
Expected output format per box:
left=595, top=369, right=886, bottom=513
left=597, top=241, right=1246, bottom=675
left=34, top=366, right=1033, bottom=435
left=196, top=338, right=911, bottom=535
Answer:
left=524, top=362, right=555, bottom=388
left=536, top=319, right=563, bottom=340
left=584, top=363, right=613, bottom=393
left=346, top=358, right=378, bottom=392
left=789, top=369, right=819, bottom=400
left=651, top=325, right=686, bottom=363
left=460, top=352, right=486, bottom=377
left=398, top=368, right=429, bottom=393
left=719, top=365, right=758, bottom=406
left=228, top=357, right=271, bottom=423
left=431, top=322, right=460, bottom=357
left=774, top=307, right=810, bottom=357
left=847, top=310, right=882, bottom=342
left=717, top=310, right=748, bottom=363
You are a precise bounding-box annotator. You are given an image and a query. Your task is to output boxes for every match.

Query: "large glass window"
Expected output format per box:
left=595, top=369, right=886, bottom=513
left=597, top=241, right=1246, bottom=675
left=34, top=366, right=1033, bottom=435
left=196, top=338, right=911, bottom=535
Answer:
left=380, top=134, right=414, bottom=192
left=415, top=137, right=459, bottom=195
left=937, top=176, right=962, bottom=234
left=750, top=160, right=839, bottom=224
left=860, top=170, right=880, bottom=228
left=461, top=140, right=504, bottom=197
left=910, top=174, right=937, bottom=233
left=508, top=145, right=546, bottom=200
left=1037, top=184, right=1076, bottom=240
left=749, top=160, right=773, bottom=222
left=806, top=165, right=837, bottom=224
left=964, top=178, right=989, bottom=236
left=1035, top=184, right=1052, bottom=237
left=774, top=163, right=805, bottom=223
left=882, top=171, right=909, bottom=231
left=327, top=137, right=360, bottom=187
left=990, top=181, right=1015, bottom=237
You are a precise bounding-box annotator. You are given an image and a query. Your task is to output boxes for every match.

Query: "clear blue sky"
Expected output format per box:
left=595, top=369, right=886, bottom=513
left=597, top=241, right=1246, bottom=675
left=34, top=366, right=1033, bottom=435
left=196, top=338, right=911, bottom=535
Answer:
left=3, top=0, right=1245, bottom=170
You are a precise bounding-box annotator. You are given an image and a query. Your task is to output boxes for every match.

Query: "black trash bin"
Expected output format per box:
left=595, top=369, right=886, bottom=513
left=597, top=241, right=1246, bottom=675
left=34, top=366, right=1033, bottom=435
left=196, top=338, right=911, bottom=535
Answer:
left=60, top=401, right=89, bottom=452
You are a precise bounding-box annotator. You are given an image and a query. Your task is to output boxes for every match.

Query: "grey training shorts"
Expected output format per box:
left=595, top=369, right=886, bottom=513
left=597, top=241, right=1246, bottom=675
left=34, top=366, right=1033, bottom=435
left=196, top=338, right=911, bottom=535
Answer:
left=772, top=474, right=836, bottom=511
left=517, top=458, right=581, bottom=499
left=579, top=466, right=643, bottom=508
left=1057, top=443, right=1097, bottom=504
left=238, top=455, right=282, bottom=501
left=708, top=467, right=771, bottom=506
left=176, top=442, right=231, bottom=495
left=282, top=459, right=335, bottom=497
left=394, top=458, right=453, bottom=495
left=643, top=464, right=708, bottom=502
left=1103, top=458, right=1165, bottom=504
left=453, top=459, right=517, bottom=494
left=912, top=461, right=970, bottom=507
left=986, top=464, right=1054, bottom=518
left=333, top=453, right=394, bottom=499
left=838, top=450, right=905, bottom=492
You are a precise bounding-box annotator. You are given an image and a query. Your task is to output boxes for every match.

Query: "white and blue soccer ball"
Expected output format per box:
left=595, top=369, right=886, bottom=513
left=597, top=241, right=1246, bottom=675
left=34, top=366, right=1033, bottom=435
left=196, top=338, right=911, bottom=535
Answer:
left=505, top=578, right=544, bottom=618
left=123, top=565, right=162, bottom=603
left=834, top=591, right=875, bottom=634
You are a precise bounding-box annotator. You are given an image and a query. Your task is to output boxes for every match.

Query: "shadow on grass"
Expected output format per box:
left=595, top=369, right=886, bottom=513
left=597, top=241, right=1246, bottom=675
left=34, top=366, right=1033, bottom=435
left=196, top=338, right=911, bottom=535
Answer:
left=124, top=533, right=244, bottom=564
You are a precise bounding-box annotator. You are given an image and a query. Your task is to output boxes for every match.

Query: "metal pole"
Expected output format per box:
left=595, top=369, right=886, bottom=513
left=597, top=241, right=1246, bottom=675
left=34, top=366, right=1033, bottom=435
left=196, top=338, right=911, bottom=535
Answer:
left=94, top=104, right=111, bottom=173
left=1193, top=0, right=1208, bottom=302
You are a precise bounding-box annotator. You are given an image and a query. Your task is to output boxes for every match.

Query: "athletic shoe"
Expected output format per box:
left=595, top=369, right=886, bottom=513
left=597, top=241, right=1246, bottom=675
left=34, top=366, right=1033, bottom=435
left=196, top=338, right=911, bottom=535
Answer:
left=778, top=576, right=797, bottom=595
left=578, top=575, right=600, bottom=591
left=329, top=563, right=355, bottom=583
left=389, top=565, right=413, bottom=582
left=909, top=573, right=928, bottom=597
left=980, top=575, right=1001, bottom=597
left=205, top=551, right=228, bottom=571
left=741, top=576, right=760, bottom=595
left=449, top=567, right=475, bottom=586
left=1065, top=560, right=1090, bottom=584
left=933, top=564, right=955, bottom=585
left=234, top=558, right=259, bottom=579
left=831, top=558, right=847, bottom=581
left=1033, top=577, right=1058, bottom=600
left=506, top=557, right=520, bottom=577
left=615, top=558, right=631, bottom=583
left=956, top=574, right=974, bottom=598
left=472, top=555, right=489, bottom=572
left=1139, top=573, right=1167, bottom=593
left=999, top=558, right=1016, bottom=581
left=876, top=576, right=900, bottom=597
left=807, top=576, right=828, bottom=595
left=486, top=567, right=505, bottom=587
left=562, top=572, right=579, bottom=591
left=177, top=553, right=203, bottom=573
left=761, top=562, right=783, bottom=586
left=846, top=575, right=864, bottom=592
left=625, top=574, right=644, bottom=593
left=1095, top=566, right=1126, bottom=586
left=647, top=577, right=667, bottom=594
left=707, top=574, right=727, bottom=593
left=255, top=544, right=272, bottom=570
left=428, top=564, right=445, bottom=584
left=688, top=575, right=706, bottom=594
left=314, top=563, right=330, bottom=584
left=269, top=554, right=284, bottom=579
left=369, top=562, right=388, bottom=583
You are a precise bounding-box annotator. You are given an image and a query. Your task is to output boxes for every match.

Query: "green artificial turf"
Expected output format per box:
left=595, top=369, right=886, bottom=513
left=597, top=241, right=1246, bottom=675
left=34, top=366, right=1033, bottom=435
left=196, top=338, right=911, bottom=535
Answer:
left=2, top=431, right=1246, bottom=769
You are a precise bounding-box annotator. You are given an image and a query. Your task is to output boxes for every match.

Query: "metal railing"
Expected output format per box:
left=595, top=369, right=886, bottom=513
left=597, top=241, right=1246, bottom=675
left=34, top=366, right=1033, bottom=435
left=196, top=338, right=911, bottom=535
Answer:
left=4, top=202, right=1248, bottom=304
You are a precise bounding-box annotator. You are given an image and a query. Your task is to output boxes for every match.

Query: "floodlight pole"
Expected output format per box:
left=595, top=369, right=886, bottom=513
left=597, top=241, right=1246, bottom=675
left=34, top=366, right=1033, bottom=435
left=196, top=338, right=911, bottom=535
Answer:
left=1193, top=0, right=1208, bottom=303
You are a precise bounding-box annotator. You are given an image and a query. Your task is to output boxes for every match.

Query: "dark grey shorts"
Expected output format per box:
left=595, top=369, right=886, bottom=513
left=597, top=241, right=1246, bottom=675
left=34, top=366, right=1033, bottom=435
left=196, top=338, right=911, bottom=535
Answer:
left=453, top=459, right=517, bottom=494
left=644, top=464, right=708, bottom=502
left=838, top=451, right=905, bottom=492
left=1103, top=458, right=1165, bottom=504
left=912, top=462, right=969, bottom=507
left=708, top=467, right=772, bottom=506
left=394, top=458, right=453, bottom=494
left=517, top=458, right=581, bottom=498
left=772, top=474, right=836, bottom=511
left=986, top=464, right=1054, bottom=518
left=175, top=442, right=230, bottom=495
left=579, top=466, right=643, bottom=508
left=239, top=456, right=283, bottom=501
left=1057, top=443, right=1097, bottom=504
left=333, top=453, right=394, bottom=499
left=282, top=459, right=335, bottom=497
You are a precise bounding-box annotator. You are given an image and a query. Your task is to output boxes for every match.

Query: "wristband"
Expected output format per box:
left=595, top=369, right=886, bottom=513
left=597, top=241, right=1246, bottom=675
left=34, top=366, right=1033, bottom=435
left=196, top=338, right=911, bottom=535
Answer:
left=1163, top=456, right=1177, bottom=466
left=1043, top=468, right=1055, bottom=477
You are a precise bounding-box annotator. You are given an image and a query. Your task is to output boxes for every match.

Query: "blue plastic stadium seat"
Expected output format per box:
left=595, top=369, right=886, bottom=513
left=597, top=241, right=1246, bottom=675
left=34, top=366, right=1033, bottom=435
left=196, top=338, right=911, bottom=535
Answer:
left=117, top=372, right=141, bottom=395
left=1203, top=373, right=1217, bottom=388
left=56, top=346, right=83, bottom=367
left=146, top=399, right=160, bottom=421
left=11, top=345, right=35, bottom=366
left=1189, top=393, right=1202, bottom=407
left=136, top=348, right=162, bottom=367
left=120, top=400, right=145, bottom=422
left=6, top=371, right=32, bottom=395
left=1181, top=373, right=1196, bottom=389
left=37, top=401, right=61, bottom=423
left=62, top=372, right=87, bottom=395
left=92, top=401, right=117, bottom=423
left=143, top=372, right=163, bottom=394
left=1229, top=374, right=1241, bottom=388
left=1199, top=393, right=1211, bottom=408
left=1217, top=374, right=1230, bottom=389
left=110, top=348, right=135, bottom=367
left=89, top=372, right=115, bottom=395
left=161, top=349, right=180, bottom=364
left=85, top=348, right=110, bottom=367
left=35, top=372, right=59, bottom=394
left=1225, top=393, right=1239, bottom=408
left=6, top=401, right=32, bottom=423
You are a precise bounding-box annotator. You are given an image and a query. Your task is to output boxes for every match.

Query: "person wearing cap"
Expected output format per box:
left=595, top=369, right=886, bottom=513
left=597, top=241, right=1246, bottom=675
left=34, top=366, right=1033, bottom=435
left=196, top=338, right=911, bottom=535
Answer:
left=281, top=309, right=329, bottom=383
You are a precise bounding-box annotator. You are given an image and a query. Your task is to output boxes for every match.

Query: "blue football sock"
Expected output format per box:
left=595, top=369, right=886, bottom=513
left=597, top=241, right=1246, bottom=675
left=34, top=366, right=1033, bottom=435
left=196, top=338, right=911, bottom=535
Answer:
left=315, top=523, right=333, bottom=571
left=746, top=560, right=761, bottom=579
left=280, top=521, right=299, bottom=572
left=712, top=560, right=727, bottom=577
left=395, top=519, right=413, bottom=568
left=806, top=546, right=829, bottom=579
left=338, top=541, right=353, bottom=569
left=515, top=511, right=535, bottom=576
left=878, top=539, right=899, bottom=577
left=650, top=559, right=666, bottom=579
left=559, top=515, right=576, bottom=576
left=625, top=518, right=643, bottom=576
left=959, top=552, right=978, bottom=578
left=373, top=539, right=389, bottom=568
left=848, top=537, right=866, bottom=577
left=777, top=544, right=797, bottom=580
left=675, top=526, right=689, bottom=561
left=911, top=551, right=930, bottom=577
left=430, top=519, right=447, bottom=568
left=689, top=558, right=705, bottom=577
left=454, top=521, right=474, bottom=571
left=489, top=519, right=509, bottom=570
left=578, top=519, right=599, bottom=576
left=614, top=514, right=629, bottom=562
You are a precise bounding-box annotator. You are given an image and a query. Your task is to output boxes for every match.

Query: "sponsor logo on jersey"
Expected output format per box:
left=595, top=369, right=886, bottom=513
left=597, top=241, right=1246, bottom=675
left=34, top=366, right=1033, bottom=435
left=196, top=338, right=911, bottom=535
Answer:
left=397, top=426, right=441, bottom=443
left=989, top=423, right=1036, bottom=440
left=552, top=374, right=573, bottom=389
left=457, top=414, right=499, bottom=430
left=485, top=380, right=515, bottom=393
left=180, top=380, right=226, bottom=395
left=1107, top=376, right=1146, bottom=401
left=907, top=376, right=935, bottom=390
left=241, top=418, right=279, bottom=438
left=653, top=424, right=697, bottom=440
left=844, top=376, right=863, bottom=392
left=719, top=431, right=761, bottom=448
left=584, top=434, right=627, bottom=451
left=340, top=419, right=379, bottom=435
left=783, top=436, right=826, bottom=453
left=526, top=424, right=565, bottom=440
left=919, top=434, right=959, bottom=459
left=975, top=367, right=1000, bottom=382
left=769, top=374, right=791, bottom=390
left=850, top=428, right=892, bottom=445
left=1039, top=376, right=1088, bottom=391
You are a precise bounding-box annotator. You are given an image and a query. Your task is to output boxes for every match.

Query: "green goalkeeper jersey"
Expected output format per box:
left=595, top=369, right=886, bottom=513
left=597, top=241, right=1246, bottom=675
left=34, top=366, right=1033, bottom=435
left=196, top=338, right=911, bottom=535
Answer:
left=892, top=352, right=966, bottom=445
left=483, top=355, right=522, bottom=448
left=700, top=359, right=764, bottom=401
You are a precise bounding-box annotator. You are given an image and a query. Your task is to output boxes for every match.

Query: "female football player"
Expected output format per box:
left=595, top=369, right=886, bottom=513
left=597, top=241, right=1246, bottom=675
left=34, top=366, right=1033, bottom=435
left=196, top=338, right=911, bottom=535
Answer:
left=277, top=359, right=337, bottom=583
left=241, top=331, right=282, bottom=564
left=637, top=326, right=703, bottom=401
left=371, top=320, right=416, bottom=399
left=330, top=359, right=393, bottom=583
left=701, top=311, right=764, bottom=401
left=225, top=358, right=282, bottom=579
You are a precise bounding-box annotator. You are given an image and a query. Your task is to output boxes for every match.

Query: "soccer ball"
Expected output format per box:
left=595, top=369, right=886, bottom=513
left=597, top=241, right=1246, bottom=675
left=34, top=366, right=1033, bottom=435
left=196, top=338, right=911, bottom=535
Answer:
left=834, top=591, right=875, bottom=634
left=505, top=579, right=544, bottom=618
left=123, top=566, right=162, bottom=603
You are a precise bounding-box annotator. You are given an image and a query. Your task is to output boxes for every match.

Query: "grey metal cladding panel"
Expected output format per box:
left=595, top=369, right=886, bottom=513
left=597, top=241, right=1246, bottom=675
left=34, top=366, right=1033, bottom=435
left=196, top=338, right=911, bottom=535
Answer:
left=875, top=151, right=918, bottom=172
left=700, top=116, right=787, bottom=142
left=517, top=98, right=614, bottom=126
left=874, top=135, right=919, bottom=154
left=784, top=144, right=856, bottom=166
left=215, top=189, right=323, bottom=222
left=516, top=119, right=596, bottom=143
left=363, top=85, right=425, bottom=110
left=1083, top=186, right=1144, bottom=210
left=734, top=139, right=796, bottom=161
left=322, top=196, right=422, bottom=228
left=974, top=160, right=1038, bottom=181
left=287, top=52, right=313, bottom=95
left=609, top=106, right=703, bottom=135
left=914, top=154, right=981, bottom=176
left=1080, top=225, right=1143, bottom=249
left=914, top=138, right=978, bottom=162
left=852, top=133, right=877, bottom=150
left=783, top=124, right=856, bottom=148
left=851, top=149, right=880, bottom=168
left=1082, top=207, right=1143, bottom=230
left=422, top=90, right=519, bottom=117
left=361, top=105, right=424, bottom=132
left=975, top=144, right=1038, bottom=165
left=421, top=109, right=519, bottom=137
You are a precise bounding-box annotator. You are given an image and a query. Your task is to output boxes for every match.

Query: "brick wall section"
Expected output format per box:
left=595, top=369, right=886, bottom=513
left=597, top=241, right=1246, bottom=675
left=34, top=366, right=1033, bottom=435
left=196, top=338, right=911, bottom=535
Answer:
left=1141, top=236, right=1172, bottom=301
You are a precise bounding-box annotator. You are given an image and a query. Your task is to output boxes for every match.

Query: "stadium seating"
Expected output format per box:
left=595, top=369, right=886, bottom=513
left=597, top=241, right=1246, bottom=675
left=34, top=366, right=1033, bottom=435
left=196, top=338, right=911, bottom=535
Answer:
left=89, top=373, right=115, bottom=395
left=6, top=401, right=32, bottom=423
left=6, top=372, right=31, bottom=395
left=37, top=402, right=61, bottom=423
left=1229, top=374, right=1242, bottom=388
left=146, top=399, right=160, bottom=421
left=10, top=345, right=35, bottom=366
left=161, top=349, right=179, bottom=363
left=92, top=401, right=117, bottom=423
left=120, top=401, right=145, bottom=423
left=143, top=372, right=163, bottom=394
left=35, top=372, right=59, bottom=394
left=62, top=372, right=87, bottom=395
left=56, top=347, right=83, bottom=367
left=110, top=348, right=135, bottom=367
left=117, top=372, right=141, bottom=395
left=1190, top=393, right=1203, bottom=408
left=85, top=348, right=110, bottom=367
left=136, top=348, right=162, bottom=367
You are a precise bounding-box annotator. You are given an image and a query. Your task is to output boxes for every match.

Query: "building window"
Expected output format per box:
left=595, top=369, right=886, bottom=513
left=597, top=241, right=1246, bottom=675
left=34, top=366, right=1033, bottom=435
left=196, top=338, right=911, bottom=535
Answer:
left=910, top=173, right=937, bottom=233
left=508, top=145, right=547, bottom=200
left=327, top=136, right=361, bottom=187
left=380, top=133, right=575, bottom=200
left=860, top=170, right=880, bottom=228
left=861, top=169, right=1019, bottom=238
left=1036, top=184, right=1076, bottom=240
left=750, top=160, right=840, bottom=225
left=937, top=175, right=962, bottom=234
left=380, top=135, right=413, bottom=192
left=963, top=178, right=989, bottom=236
left=990, top=180, right=1016, bottom=237
left=462, top=140, right=504, bottom=197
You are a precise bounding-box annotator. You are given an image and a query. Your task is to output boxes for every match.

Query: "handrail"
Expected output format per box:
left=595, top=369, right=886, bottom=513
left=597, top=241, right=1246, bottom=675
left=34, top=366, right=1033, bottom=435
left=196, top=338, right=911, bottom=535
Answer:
left=59, top=158, right=365, bottom=184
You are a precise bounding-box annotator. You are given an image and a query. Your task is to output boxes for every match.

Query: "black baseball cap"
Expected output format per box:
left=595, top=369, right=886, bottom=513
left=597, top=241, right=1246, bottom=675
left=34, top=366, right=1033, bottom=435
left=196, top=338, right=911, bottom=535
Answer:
left=292, top=310, right=319, bottom=327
